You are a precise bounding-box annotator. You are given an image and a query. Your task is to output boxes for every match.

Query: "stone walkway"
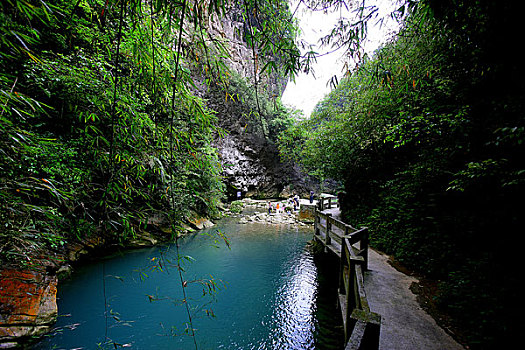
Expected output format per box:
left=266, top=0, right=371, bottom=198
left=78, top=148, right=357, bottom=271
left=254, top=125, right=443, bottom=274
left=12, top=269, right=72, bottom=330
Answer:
left=366, top=249, right=464, bottom=350
left=323, top=207, right=464, bottom=350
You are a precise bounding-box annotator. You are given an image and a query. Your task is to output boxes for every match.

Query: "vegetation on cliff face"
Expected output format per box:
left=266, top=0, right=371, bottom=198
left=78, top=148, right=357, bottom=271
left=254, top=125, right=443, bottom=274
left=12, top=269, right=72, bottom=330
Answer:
left=0, top=0, right=300, bottom=269
left=279, top=0, right=523, bottom=348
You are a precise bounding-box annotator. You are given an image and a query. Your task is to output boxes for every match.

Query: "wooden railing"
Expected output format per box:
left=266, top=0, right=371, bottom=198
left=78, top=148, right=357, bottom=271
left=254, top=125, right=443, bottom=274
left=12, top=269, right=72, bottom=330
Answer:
left=317, top=195, right=338, bottom=211
left=313, top=207, right=381, bottom=350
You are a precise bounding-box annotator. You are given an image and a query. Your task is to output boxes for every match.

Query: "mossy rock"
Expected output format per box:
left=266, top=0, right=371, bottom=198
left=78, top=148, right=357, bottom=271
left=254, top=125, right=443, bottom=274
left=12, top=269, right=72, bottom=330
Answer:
left=229, top=200, right=245, bottom=214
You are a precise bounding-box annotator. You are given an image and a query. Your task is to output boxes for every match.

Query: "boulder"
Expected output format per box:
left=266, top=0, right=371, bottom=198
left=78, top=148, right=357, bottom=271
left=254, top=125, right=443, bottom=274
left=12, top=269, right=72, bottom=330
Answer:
left=187, top=211, right=215, bottom=230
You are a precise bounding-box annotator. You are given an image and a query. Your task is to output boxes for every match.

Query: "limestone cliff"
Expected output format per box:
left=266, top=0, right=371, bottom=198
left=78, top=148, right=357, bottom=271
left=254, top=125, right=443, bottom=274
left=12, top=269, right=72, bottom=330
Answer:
left=204, top=6, right=324, bottom=199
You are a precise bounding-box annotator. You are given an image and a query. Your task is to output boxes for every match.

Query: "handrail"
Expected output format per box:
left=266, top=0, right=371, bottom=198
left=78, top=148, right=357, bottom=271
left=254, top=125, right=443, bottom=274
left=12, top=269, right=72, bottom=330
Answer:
left=317, top=194, right=338, bottom=211
left=313, top=207, right=380, bottom=350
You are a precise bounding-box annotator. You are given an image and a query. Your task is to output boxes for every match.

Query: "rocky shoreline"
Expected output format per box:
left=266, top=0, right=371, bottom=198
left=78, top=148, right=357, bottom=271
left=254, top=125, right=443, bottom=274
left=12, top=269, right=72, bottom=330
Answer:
left=233, top=198, right=316, bottom=225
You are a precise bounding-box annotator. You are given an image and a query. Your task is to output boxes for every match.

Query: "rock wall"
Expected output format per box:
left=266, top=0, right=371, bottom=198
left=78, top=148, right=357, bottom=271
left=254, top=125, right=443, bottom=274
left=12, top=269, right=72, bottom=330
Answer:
left=207, top=6, right=285, bottom=99
left=0, top=270, right=57, bottom=348
left=205, top=7, right=325, bottom=200
left=214, top=122, right=323, bottom=199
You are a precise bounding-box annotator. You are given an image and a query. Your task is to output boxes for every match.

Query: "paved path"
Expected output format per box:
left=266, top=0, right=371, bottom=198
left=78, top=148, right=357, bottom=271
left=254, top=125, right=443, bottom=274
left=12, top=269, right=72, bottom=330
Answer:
left=366, top=249, right=463, bottom=350
left=321, top=206, right=464, bottom=350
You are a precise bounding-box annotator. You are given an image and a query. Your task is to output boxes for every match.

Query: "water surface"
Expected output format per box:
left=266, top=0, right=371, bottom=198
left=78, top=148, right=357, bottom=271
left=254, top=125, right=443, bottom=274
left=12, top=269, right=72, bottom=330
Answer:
left=36, top=217, right=344, bottom=349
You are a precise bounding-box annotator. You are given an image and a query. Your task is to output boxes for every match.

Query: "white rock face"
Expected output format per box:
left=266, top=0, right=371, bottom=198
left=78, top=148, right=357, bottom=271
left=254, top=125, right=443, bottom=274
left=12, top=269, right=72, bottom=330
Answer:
left=216, top=134, right=274, bottom=196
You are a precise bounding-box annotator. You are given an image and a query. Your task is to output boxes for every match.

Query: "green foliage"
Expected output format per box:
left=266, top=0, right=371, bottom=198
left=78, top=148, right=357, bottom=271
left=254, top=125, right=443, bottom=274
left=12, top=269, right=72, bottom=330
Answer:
left=239, top=0, right=301, bottom=78
left=207, top=68, right=299, bottom=145
left=280, top=0, right=523, bottom=347
left=0, top=0, right=298, bottom=267
left=229, top=200, right=244, bottom=214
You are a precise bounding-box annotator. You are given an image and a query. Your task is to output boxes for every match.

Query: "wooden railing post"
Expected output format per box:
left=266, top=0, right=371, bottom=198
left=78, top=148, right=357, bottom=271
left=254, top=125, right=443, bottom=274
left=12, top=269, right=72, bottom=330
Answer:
left=346, top=255, right=357, bottom=340
left=339, top=236, right=346, bottom=291
left=314, top=207, right=319, bottom=236
left=325, top=213, right=332, bottom=246
left=339, top=225, right=349, bottom=292
left=348, top=255, right=358, bottom=312
left=361, top=228, right=369, bottom=271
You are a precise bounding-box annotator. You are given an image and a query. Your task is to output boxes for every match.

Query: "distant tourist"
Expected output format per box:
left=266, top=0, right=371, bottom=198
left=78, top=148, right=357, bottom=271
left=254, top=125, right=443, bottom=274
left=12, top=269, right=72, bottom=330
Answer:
left=309, top=191, right=314, bottom=203
left=268, top=202, right=272, bottom=214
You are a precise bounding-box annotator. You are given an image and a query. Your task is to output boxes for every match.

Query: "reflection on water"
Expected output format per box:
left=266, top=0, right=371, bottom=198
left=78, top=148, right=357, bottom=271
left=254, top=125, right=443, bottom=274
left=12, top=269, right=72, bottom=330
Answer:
left=270, top=248, right=317, bottom=349
left=36, top=217, right=343, bottom=349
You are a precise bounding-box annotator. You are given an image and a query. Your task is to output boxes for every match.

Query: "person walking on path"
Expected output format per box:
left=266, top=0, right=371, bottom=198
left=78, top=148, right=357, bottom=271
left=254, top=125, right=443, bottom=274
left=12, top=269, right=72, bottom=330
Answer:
left=268, top=202, right=272, bottom=214
left=309, top=191, right=314, bottom=203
